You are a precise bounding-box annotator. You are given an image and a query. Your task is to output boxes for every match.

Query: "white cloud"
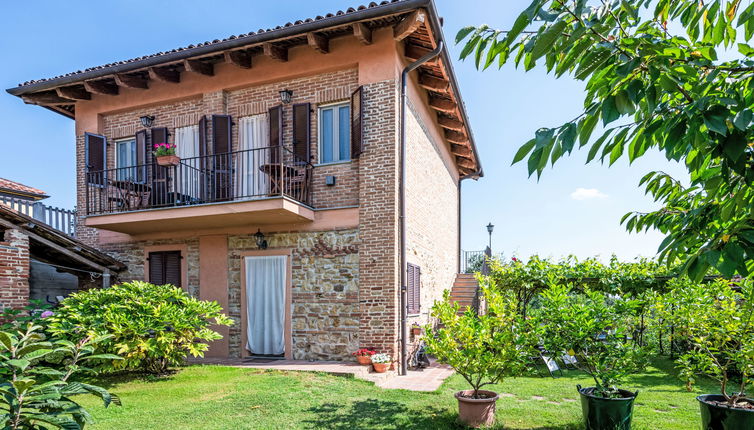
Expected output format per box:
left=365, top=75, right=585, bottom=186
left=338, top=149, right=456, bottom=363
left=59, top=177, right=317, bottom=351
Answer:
left=570, top=188, right=608, bottom=201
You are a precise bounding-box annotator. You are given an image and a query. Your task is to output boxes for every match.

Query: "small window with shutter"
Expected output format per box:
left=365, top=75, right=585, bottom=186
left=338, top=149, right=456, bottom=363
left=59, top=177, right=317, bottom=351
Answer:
left=318, top=102, right=351, bottom=163
left=407, top=263, right=421, bottom=315
left=148, top=251, right=182, bottom=287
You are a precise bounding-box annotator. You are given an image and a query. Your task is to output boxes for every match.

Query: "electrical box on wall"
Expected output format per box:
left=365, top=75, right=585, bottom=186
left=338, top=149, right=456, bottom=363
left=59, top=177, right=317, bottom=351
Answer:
left=325, top=176, right=336, bottom=186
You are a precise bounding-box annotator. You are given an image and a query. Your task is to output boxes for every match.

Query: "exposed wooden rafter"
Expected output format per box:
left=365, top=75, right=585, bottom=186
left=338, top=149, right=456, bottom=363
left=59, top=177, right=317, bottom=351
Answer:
left=183, top=59, right=214, bottom=76
left=83, top=80, right=118, bottom=96
left=114, top=74, right=148, bottom=89
left=450, top=144, right=473, bottom=158
left=437, top=116, right=464, bottom=131
left=224, top=50, right=252, bottom=69
left=263, top=43, right=288, bottom=62
left=353, top=22, right=372, bottom=45
left=55, top=86, right=91, bottom=101
left=307, top=33, right=329, bottom=54
left=148, top=67, right=180, bottom=83
left=394, top=9, right=426, bottom=41
left=445, top=130, right=468, bottom=144
left=404, top=44, right=439, bottom=65
left=456, top=157, right=475, bottom=170
left=21, top=91, right=73, bottom=105
left=418, top=74, right=449, bottom=92
left=428, top=96, right=456, bottom=113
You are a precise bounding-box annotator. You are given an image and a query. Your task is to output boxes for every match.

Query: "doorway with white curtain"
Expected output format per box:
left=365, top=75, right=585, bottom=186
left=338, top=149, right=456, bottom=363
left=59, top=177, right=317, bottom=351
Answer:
left=237, top=114, right=269, bottom=198
left=242, top=253, right=290, bottom=358
left=174, top=125, right=200, bottom=201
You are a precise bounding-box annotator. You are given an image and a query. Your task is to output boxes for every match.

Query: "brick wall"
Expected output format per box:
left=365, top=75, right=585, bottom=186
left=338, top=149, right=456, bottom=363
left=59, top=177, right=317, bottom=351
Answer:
left=0, top=228, right=30, bottom=310
left=404, top=100, right=459, bottom=350
left=357, top=79, right=401, bottom=358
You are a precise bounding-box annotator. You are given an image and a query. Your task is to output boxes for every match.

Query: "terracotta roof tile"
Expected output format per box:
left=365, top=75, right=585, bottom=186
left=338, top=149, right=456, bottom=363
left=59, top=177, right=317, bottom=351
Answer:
left=0, top=178, right=48, bottom=198
left=15, top=0, right=404, bottom=87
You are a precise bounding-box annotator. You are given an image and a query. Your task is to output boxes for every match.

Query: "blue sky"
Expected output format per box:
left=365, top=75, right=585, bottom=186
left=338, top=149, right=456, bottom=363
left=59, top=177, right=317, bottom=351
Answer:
left=0, top=0, right=686, bottom=261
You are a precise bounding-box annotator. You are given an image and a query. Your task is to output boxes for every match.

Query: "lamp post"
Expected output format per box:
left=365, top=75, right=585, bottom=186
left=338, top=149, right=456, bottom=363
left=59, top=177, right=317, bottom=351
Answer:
left=486, top=222, right=494, bottom=251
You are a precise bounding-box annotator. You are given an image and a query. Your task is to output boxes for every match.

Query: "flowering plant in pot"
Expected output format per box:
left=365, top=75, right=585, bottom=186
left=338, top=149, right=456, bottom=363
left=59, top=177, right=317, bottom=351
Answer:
left=352, top=348, right=376, bottom=365
left=657, top=277, right=754, bottom=429
left=371, top=353, right=391, bottom=373
left=153, top=143, right=179, bottom=166
left=534, top=282, right=647, bottom=430
left=424, top=285, right=536, bottom=428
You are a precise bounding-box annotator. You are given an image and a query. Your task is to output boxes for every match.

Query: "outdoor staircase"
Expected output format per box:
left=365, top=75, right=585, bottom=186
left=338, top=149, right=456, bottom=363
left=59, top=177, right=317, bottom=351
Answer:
left=449, top=273, right=480, bottom=314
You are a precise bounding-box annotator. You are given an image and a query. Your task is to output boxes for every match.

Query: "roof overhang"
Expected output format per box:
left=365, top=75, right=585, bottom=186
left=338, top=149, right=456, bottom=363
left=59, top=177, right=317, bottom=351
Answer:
left=6, top=0, right=481, bottom=176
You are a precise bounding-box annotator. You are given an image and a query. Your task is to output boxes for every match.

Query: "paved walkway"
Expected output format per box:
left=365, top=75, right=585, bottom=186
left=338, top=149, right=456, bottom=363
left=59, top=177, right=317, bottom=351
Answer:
left=194, top=358, right=454, bottom=392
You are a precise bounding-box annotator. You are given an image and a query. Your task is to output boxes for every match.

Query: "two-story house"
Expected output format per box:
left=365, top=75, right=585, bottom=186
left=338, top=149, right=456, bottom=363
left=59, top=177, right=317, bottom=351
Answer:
left=7, top=0, right=482, bottom=373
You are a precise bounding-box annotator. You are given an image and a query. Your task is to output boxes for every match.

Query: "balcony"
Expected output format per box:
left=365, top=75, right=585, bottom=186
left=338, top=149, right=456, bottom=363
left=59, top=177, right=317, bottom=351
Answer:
left=84, top=146, right=314, bottom=234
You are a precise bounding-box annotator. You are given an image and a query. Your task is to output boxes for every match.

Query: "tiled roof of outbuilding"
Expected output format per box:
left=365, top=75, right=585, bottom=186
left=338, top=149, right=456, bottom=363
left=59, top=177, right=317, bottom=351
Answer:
left=0, top=178, right=48, bottom=199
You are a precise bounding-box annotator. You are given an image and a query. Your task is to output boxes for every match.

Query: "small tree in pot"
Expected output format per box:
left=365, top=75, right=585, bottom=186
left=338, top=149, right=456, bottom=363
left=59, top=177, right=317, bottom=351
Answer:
left=534, top=282, right=647, bottom=430
left=424, top=285, right=536, bottom=428
left=658, top=277, right=754, bottom=428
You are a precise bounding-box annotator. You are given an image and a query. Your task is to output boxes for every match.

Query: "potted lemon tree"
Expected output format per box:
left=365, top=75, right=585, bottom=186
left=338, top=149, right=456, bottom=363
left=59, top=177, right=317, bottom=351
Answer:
left=535, top=283, right=647, bottom=430
left=659, top=277, right=754, bottom=429
left=424, top=285, right=535, bottom=428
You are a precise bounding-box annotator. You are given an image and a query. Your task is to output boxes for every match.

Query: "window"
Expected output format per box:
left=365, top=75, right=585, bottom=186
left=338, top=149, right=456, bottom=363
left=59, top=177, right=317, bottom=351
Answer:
left=319, top=103, right=351, bottom=163
left=407, top=263, right=421, bottom=315
left=148, top=251, right=182, bottom=287
left=115, top=137, right=138, bottom=181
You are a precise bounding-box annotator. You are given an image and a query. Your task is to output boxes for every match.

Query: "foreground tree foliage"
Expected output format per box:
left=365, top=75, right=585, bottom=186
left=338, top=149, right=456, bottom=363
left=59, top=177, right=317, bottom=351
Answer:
left=458, top=0, right=754, bottom=280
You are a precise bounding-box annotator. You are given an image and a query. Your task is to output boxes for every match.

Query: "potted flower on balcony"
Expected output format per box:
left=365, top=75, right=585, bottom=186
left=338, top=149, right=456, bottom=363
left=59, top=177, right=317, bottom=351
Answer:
left=153, top=143, right=179, bottom=166
left=352, top=348, right=376, bottom=366
left=371, top=353, right=391, bottom=373
left=535, top=283, right=647, bottom=430
left=424, top=285, right=536, bottom=428
left=658, top=277, right=754, bottom=429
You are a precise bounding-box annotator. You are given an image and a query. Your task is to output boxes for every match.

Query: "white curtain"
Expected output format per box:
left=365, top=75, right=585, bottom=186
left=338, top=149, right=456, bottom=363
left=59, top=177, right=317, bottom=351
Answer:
left=245, top=255, right=286, bottom=356
left=174, top=125, right=200, bottom=199
left=237, top=114, right=269, bottom=197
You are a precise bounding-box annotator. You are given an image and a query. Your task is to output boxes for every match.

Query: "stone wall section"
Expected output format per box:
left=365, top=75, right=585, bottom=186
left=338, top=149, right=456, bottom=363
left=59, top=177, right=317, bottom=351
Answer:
left=228, top=229, right=359, bottom=360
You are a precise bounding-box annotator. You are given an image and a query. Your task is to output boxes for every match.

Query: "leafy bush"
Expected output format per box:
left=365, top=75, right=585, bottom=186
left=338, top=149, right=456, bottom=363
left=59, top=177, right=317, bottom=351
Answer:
left=657, top=278, right=754, bottom=407
left=534, top=282, right=648, bottom=397
left=49, top=281, right=233, bottom=374
left=0, top=324, right=120, bottom=429
left=424, top=285, right=536, bottom=398
left=0, top=300, right=55, bottom=333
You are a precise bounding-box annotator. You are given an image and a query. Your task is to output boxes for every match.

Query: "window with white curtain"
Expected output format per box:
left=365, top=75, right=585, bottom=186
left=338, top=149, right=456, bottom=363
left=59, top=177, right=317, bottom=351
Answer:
left=238, top=114, right=269, bottom=197
left=174, top=125, right=200, bottom=199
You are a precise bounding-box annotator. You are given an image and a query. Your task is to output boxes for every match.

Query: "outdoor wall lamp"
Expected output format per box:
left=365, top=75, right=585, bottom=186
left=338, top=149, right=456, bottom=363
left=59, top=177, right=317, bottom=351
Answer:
left=140, top=115, right=155, bottom=128
left=279, top=89, right=293, bottom=104
left=254, top=229, right=268, bottom=250
left=486, top=222, right=494, bottom=250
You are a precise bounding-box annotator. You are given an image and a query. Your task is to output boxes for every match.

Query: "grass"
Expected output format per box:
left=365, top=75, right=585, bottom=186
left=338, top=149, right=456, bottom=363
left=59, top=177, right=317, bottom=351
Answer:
left=78, top=358, right=716, bottom=429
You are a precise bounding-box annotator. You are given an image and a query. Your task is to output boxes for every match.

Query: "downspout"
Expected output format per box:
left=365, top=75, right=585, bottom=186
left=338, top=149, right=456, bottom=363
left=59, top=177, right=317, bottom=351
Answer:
left=399, top=39, right=444, bottom=376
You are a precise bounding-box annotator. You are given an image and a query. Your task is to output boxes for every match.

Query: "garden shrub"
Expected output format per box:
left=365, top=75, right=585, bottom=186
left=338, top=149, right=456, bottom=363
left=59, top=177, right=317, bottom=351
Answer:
left=0, top=324, right=121, bottom=430
left=48, top=281, right=233, bottom=374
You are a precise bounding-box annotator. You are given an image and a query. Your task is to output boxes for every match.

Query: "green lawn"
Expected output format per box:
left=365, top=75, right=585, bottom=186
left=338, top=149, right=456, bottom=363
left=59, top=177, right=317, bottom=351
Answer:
left=79, top=358, right=715, bottom=429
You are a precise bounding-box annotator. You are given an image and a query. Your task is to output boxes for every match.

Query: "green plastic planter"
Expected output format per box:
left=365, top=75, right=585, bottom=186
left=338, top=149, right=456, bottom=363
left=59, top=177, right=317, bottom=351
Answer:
left=577, top=385, right=638, bottom=430
left=698, top=394, right=754, bottom=430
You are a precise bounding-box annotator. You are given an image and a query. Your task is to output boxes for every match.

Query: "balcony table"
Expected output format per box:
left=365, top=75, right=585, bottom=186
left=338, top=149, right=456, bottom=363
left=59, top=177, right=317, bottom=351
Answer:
left=109, top=180, right=152, bottom=211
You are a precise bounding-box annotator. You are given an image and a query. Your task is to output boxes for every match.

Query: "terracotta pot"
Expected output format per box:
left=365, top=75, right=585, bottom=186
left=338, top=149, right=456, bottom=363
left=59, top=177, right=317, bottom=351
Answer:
left=455, top=389, right=499, bottom=428
left=156, top=155, right=180, bottom=166
left=356, top=355, right=372, bottom=365
left=411, top=327, right=422, bottom=336
left=372, top=362, right=390, bottom=373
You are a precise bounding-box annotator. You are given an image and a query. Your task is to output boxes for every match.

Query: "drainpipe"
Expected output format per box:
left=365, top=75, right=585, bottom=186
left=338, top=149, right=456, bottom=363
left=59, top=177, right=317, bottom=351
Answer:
left=399, top=39, right=444, bottom=376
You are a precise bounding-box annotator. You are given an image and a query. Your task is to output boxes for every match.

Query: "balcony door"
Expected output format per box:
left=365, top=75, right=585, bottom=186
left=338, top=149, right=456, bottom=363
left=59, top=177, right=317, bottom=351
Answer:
left=174, top=125, right=200, bottom=201
left=245, top=255, right=287, bottom=357
left=237, top=114, right=269, bottom=198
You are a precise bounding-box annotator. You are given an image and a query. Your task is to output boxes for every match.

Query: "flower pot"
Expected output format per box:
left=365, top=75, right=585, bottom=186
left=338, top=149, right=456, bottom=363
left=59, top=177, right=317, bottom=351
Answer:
left=156, top=155, right=180, bottom=166
left=356, top=355, right=372, bottom=365
left=455, top=389, right=499, bottom=428
left=698, top=394, right=754, bottom=430
left=372, top=362, right=390, bottom=373
left=578, top=385, right=637, bottom=430
left=411, top=327, right=422, bottom=336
